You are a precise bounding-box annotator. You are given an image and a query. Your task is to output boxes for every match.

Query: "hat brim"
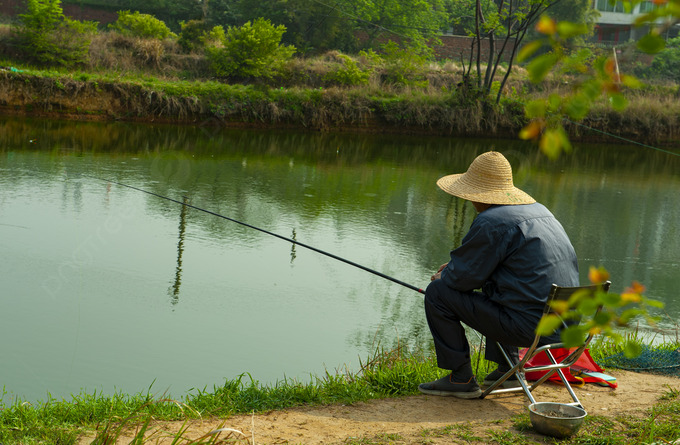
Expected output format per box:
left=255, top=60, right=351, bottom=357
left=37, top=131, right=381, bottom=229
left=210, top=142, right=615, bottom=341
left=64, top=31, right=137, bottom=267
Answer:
left=437, top=173, right=535, bottom=205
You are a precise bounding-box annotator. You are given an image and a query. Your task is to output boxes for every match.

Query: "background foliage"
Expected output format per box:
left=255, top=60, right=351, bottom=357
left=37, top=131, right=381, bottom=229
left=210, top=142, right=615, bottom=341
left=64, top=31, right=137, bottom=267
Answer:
left=108, top=10, right=175, bottom=39
left=205, top=18, right=296, bottom=79
left=635, top=36, right=680, bottom=83
left=16, top=0, right=97, bottom=66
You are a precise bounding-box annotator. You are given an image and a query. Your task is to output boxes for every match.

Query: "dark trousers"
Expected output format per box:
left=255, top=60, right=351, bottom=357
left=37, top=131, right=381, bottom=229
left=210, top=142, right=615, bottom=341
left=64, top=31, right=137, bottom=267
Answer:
left=424, top=279, right=539, bottom=376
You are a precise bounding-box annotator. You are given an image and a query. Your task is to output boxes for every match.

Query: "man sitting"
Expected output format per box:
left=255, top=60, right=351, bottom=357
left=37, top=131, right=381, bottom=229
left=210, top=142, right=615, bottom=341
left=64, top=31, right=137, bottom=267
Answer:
left=418, top=151, right=579, bottom=399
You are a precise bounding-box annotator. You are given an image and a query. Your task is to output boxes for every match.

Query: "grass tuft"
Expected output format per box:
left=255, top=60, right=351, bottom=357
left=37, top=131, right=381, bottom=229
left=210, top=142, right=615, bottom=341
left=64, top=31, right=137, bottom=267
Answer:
left=1, top=340, right=679, bottom=444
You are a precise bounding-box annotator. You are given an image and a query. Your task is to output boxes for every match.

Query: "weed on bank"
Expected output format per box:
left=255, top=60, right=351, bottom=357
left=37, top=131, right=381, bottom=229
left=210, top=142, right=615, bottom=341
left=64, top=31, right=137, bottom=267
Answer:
left=0, top=339, right=678, bottom=444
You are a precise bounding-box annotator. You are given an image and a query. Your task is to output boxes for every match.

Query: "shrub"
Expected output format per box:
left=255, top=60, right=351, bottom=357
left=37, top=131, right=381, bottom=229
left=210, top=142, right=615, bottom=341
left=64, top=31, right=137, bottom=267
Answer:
left=559, top=47, right=596, bottom=75
left=380, top=40, right=430, bottom=88
left=205, top=18, right=296, bottom=79
left=178, top=19, right=208, bottom=52
left=645, top=37, right=680, bottom=83
left=16, top=0, right=97, bottom=66
left=323, top=54, right=371, bottom=86
left=109, top=10, right=174, bottom=40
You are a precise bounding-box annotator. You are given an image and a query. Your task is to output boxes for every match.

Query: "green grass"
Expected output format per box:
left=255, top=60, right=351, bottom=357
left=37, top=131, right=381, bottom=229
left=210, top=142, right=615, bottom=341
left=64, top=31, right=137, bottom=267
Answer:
left=0, top=346, right=444, bottom=444
left=1, top=338, right=678, bottom=444
left=4, top=64, right=516, bottom=133
left=421, top=423, right=485, bottom=441
left=588, top=326, right=680, bottom=363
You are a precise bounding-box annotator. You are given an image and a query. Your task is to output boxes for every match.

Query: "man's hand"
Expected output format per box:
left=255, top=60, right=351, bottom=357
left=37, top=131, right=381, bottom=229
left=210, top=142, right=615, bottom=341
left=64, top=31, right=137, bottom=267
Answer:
left=431, top=263, right=448, bottom=281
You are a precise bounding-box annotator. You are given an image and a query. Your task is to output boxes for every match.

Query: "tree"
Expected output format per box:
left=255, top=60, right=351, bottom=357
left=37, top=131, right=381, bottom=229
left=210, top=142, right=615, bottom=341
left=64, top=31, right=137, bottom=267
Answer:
left=442, top=0, right=593, bottom=100
left=234, top=0, right=359, bottom=53
left=518, top=0, right=679, bottom=158
left=178, top=19, right=209, bottom=52
left=77, top=0, right=204, bottom=30
left=543, top=0, right=598, bottom=44
left=16, top=0, right=98, bottom=66
left=461, top=0, right=581, bottom=104
left=442, top=0, right=494, bottom=35
left=351, top=0, right=448, bottom=50
left=205, top=18, right=296, bottom=79
left=202, top=0, right=448, bottom=54
left=380, top=40, right=432, bottom=86
left=635, top=36, right=680, bottom=82
left=202, top=0, right=241, bottom=29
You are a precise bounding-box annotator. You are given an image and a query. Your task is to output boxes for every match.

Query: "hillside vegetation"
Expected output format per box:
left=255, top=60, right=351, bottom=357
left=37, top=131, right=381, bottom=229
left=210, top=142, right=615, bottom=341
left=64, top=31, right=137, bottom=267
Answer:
left=0, top=1, right=678, bottom=145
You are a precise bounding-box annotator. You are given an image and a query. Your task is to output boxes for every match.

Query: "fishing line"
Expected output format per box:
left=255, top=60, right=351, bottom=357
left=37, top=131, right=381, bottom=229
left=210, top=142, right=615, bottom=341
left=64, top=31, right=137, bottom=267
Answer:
left=565, top=118, right=680, bottom=157
left=82, top=175, right=425, bottom=295
left=83, top=176, right=494, bottom=367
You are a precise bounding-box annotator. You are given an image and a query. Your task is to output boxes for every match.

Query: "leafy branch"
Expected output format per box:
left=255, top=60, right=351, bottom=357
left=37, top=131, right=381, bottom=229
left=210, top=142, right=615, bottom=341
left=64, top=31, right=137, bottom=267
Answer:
left=537, top=266, right=665, bottom=357
left=517, top=0, right=679, bottom=158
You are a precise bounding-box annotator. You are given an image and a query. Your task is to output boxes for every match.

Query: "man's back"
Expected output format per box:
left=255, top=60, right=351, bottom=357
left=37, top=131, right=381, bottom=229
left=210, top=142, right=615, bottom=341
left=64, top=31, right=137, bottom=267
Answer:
left=442, top=202, right=579, bottom=319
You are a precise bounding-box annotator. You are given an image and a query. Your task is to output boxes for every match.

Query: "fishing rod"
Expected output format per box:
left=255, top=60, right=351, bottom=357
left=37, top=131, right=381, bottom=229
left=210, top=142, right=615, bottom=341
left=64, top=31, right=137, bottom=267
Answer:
left=84, top=175, right=425, bottom=295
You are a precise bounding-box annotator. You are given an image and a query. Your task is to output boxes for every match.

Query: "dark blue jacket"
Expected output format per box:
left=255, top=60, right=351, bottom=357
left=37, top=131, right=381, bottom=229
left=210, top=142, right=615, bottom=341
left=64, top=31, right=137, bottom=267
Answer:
left=440, top=202, right=579, bottom=321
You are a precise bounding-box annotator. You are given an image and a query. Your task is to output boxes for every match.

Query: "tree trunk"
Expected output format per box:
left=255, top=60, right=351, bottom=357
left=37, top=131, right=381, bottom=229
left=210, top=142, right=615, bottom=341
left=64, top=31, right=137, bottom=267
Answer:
left=483, top=32, right=495, bottom=92
left=474, top=0, right=483, bottom=89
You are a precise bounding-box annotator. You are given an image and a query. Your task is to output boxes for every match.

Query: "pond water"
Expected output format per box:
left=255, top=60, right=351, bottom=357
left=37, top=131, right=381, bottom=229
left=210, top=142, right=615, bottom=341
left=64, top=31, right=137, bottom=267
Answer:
left=1, top=117, right=678, bottom=404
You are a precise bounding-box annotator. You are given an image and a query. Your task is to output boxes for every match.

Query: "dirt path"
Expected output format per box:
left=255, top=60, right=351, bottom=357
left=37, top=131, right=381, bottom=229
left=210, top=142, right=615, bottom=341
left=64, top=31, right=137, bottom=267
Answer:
left=78, top=370, right=679, bottom=444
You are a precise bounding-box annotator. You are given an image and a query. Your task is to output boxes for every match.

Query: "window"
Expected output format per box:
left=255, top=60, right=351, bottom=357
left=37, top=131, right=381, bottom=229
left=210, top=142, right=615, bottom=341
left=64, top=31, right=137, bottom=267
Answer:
left=638, top=1, right=655, bottom=12
left=597, top=25, right=631, bottom=42
left=595, top=0, right=626, bottom=13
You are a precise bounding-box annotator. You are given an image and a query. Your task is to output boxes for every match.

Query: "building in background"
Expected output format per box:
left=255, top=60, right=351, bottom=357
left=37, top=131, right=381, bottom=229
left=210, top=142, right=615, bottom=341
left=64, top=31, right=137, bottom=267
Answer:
left=593, top=0, right=679, bottom=43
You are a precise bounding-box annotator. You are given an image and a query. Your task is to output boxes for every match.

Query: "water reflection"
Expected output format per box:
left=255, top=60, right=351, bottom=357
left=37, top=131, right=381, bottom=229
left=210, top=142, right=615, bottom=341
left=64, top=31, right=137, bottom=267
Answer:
left=290, top=229, right=297, bottom=263
left=169, top=196, right=190, bottom=306
left=1, top=116, right=678, bottom=403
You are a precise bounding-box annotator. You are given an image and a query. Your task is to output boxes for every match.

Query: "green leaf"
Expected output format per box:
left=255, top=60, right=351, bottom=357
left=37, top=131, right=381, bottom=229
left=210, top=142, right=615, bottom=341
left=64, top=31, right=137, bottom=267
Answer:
left=539, top=128, right=563, bottom=160
left=634, top=11, right=659, bottom=26
left=601, top=292, right=622, bottom=306
left=609, top=92, right=628, bottom=111
left=593, top=311, right=613, bottom=325
left=577, top=297, right=600, bottom=316
left=670, top=3, right=680, bottom=16
left=568, top=288, right=593, bottom=306
left=621, top=74, right=643, bottom=89
left=581, top=80, right=603, bottom=101
left=536, top=314, right=563, bottom=336
left=645, top=315, right=663, bottom=326
left=525, top=100, right=547, bottom=119
left=518, top=40, right=543, bottom=62
left=561, top=326, right=586, bottom=348
left=527, top=53, right=559, bottom=83
left=593, top=56, right=608, bottom=74
left=547, top=93, right=562, bottom=111
left=564, top=95, right=590, bottom=120
left=556, top=21, right=588, bottom=39
left=623, top=341, right=642, bottom=358
left=619, top=308, right=643, bottom=324
left=638, top=34, right=666, bottom=54
left=642, top=297, right=665, bottom=308
left=556, top=125, right=572, bottom=154
left=621, top=0, right=634, bottom=13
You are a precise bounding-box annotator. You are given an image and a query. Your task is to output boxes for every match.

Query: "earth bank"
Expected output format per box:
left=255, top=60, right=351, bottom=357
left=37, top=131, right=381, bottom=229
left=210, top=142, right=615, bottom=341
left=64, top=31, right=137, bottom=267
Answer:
left=76, top=370, right=680, bottom=444
left=2, top=69, right=680, bottom=147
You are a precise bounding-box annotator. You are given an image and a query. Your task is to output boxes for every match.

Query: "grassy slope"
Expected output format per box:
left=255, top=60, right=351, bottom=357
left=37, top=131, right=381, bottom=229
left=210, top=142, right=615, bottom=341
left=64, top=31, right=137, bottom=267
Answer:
left=0, top=29, right=678, bottom=145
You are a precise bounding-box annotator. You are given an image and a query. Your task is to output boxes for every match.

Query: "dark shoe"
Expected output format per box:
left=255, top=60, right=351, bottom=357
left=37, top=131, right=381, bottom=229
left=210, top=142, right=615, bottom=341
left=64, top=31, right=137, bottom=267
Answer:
left=418, top=374, right=482, bottom=398
left=483, top=368, right=526, bottom=388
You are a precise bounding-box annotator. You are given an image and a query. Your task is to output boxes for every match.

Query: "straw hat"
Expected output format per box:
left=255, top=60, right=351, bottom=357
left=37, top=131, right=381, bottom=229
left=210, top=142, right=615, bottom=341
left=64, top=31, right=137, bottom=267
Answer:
left=436, top=151, right=535, bottom=205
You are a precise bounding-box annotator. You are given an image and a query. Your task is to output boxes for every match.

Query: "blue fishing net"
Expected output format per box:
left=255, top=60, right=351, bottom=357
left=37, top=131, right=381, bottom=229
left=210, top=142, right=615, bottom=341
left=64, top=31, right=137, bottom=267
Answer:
left=597, top=345, right=680, bottom=377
